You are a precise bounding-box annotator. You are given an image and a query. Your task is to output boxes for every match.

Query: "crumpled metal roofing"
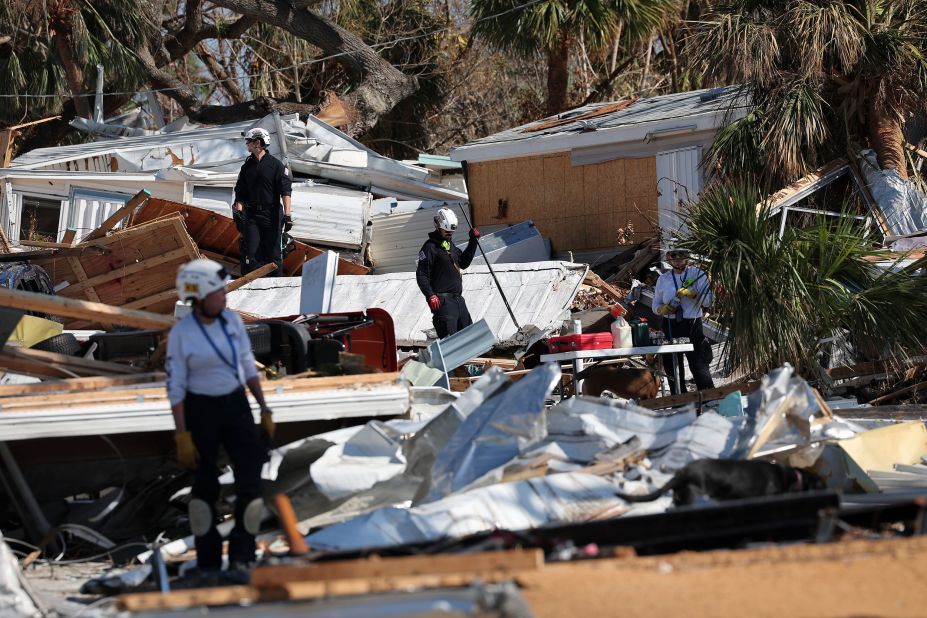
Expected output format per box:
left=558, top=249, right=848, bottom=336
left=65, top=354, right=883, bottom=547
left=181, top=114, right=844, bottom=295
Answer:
left=227, top=261, right=587, bottom=347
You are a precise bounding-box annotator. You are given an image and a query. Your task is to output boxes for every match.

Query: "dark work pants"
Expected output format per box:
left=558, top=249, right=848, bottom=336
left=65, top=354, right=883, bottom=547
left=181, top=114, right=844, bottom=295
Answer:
left=185, top=388, right=266, bottom=570
left=662, top=317, right=715, bottom=394
left=432, top=294, right=473, bottom=338
left=243, top=207, right=283, bottom=276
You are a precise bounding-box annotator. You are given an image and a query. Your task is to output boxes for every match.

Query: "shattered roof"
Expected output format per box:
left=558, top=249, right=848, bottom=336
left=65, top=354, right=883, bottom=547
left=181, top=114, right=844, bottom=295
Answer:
left=451, top=86, right=747, bottom=163
left=227, top=261, right=587, bottom=347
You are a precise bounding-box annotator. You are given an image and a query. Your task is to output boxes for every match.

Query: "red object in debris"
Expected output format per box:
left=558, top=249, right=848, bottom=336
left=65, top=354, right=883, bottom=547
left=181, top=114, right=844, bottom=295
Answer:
left=548, top=333, right=614, bottom=353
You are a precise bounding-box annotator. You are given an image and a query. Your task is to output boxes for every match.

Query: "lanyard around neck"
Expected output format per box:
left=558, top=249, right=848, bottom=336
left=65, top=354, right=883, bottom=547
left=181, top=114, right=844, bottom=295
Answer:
left=193, top=312, right=239, bottom=379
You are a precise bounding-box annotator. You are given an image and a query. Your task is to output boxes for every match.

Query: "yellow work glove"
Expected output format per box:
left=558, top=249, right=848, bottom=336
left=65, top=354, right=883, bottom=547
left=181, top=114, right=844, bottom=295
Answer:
left=175, top=431, right=198, bottom=469
left=260, top=410, right=275, bottom=443
left=676, top=287, right=698, bottom=299
left=656, top=304, right=674, bottom=316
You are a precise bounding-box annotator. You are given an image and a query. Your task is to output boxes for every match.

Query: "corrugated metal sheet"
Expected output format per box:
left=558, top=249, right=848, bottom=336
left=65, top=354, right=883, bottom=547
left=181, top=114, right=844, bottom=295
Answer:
left=656, top=145, right=703, bottom=233
left=290, top=184, right=370, bottom=249
left=369, top=202, right=470, bottom=273
left=227, top=261, right=587, bottom=347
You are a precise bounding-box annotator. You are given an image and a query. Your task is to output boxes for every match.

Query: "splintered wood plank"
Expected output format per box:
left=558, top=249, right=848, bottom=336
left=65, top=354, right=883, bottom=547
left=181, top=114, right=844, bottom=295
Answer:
left=0, top=372, right=165, bottom=397
left=250, top=548, right=543, bottom=588
left=0, top=287, right=174, bottom=330
left=118, top=586, right=266, bottom=613
left=65, top=247, right=189, bottom=295
left=66, top=257, right=102, bottom=303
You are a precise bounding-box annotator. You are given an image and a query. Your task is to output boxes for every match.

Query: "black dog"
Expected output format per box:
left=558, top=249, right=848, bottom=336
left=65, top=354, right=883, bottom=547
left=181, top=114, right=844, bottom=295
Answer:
left=618, top=459, right=826, bottom=507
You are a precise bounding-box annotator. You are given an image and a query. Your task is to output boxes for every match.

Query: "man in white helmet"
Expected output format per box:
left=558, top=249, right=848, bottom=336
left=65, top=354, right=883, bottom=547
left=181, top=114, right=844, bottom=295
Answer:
left=166, top=259, right=274, bottom=581
left=415, top=207, right=480, bottom=338
left=652, top=246, right=715, bottom=394
left=233, top=127, right=293, bottom=276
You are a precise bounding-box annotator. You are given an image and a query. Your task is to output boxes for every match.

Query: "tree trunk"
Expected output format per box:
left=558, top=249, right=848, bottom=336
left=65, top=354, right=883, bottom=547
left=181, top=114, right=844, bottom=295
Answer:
left=546, top=30, right=571, bottom=116
left=211, top=0, right=417, bottom=135
left=868, top=99, right=907, bottom=180
left=52, top=30, right=91, bottom=119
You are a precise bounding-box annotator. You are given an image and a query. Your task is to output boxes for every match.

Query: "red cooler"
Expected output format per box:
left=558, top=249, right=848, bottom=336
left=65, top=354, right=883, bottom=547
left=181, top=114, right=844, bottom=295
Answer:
left=548, top=333, right=614, bottom=353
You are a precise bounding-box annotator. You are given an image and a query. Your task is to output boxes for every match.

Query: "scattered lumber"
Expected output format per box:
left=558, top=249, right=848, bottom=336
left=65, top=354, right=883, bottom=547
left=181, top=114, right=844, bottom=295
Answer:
left=583, top=271, right=626, bottom=304
left=0, top=245, right=109, bottom=262
left=761, top=158, right=848, bottom=214
left=0, top=287, right=175, bottom=331
left=607, top=237, right=659, bottom=284
left=0, top=347, right=143, bottom=379
left=132, top=198, right=370, bottom=276
left=868, top=381, right=927, bottom=406
left=638, top=381, right=761, bottom=409
left=0, top=372, right=165, bottom=396
left=31, top=214, right=200, bottom=321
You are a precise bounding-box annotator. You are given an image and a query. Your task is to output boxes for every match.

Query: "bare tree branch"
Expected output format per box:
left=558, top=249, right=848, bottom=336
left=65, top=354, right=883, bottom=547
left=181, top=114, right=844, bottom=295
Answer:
left=210, top=0, right=418, bottom=133
left=195, top=41, right=246, bottom=103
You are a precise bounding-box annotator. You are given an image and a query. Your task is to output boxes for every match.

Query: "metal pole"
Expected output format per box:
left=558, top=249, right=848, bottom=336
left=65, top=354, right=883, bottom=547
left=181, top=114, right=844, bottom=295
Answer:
left=459, top=161, right=521, bottom=330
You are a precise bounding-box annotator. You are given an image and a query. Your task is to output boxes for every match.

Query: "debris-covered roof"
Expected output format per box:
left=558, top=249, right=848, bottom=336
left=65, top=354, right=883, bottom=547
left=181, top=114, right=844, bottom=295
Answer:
left=227, top=261, right=588, bottom=347
left=451, top=86, right=747, bottom=163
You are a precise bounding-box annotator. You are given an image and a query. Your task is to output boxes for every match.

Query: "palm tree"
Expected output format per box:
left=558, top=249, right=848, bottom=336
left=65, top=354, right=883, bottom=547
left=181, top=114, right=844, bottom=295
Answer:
left=679, top=181, right=927, bottom=379
left=470, top=0, right=680, bottom=115
left=0, top=0, right=151, bottom=124
left=690, top=0, right=927, bottom=187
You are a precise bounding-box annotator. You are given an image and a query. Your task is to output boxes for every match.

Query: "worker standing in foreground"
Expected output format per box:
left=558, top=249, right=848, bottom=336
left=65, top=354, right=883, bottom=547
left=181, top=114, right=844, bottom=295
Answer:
left=416, top=207, right=480, bottom=338
left=167, top=259, right=275, bottom=581
left=652, top=246, right=715, bottom=394
left=232, top=127, right=293, bottom=276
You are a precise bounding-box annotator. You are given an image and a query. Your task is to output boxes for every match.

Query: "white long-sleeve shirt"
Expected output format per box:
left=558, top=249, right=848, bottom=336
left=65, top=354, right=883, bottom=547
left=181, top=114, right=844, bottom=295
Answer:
left=165, top=309, right=259, bottom=405
left=652, top=266, right=712, bottom=320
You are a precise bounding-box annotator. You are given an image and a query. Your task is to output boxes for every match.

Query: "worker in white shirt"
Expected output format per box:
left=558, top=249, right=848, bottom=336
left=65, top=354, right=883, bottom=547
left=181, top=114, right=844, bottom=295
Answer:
left=166, top=259, right=274, bottom=580
left=652, top=246, right=715, bottom=394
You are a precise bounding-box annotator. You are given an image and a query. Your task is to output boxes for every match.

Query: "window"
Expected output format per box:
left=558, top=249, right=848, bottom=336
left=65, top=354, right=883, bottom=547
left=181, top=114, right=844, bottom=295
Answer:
left=19, top=196, right=62, bottom=241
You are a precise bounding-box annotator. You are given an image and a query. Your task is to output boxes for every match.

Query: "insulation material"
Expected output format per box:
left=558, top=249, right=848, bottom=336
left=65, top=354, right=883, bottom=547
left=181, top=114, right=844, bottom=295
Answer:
left=0, top=533, right=41, bottom=617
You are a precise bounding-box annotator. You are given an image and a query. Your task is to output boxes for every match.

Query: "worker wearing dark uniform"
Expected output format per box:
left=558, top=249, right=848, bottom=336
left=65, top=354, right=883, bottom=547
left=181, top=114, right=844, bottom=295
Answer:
left=233, top=127, right=293, bottom=276
left=168, top=259, right=275, bottom=581
left=416, top=207, right=480, bottom=338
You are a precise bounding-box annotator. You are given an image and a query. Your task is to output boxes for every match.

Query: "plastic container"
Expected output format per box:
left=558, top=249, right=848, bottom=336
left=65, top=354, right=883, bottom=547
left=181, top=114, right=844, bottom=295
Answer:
left=631, top=318, right=650, bottom=347
left=610, top=310, right=633, bottom=349
left=549, top=333, right=614, bottom=353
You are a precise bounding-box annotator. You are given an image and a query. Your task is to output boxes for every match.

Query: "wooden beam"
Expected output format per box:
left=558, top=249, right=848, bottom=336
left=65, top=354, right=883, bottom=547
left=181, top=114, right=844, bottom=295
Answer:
left=905, top=142, right=927, bottom=160
left=7, top=347, right=142, bottom=374
left=250, top=548, right=543, bottom=588
left=60, top=228, right=77, bottom=245
left=64, top=247, right=189, bottom=295
left=0, top=287, right=174, bottom=330
left=638, top=381, right=761, bottom=409
left=66, top=257, right=102, bottom=304
left=82, top=190, right=151, bottom=242
left=120, top=289, right=177, bottom=311
left=0, top=372, right=164, bottom=397
left=118, top=586, right=269, bottom=613
left=0, top=129, right=15, bottom=169
left=227, top=263, right=275, bottom=293
left=584, top=271, right=626, bottom=304
left=0, top=245, right=109, bottom=262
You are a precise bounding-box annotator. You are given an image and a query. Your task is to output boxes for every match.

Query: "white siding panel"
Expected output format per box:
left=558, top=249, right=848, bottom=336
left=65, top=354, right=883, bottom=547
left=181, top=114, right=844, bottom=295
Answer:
left=369, top=201, right=470, bottom=273
left=289, top=185, right=370, bottom=250
left=656, top=146, right=703, bottom=236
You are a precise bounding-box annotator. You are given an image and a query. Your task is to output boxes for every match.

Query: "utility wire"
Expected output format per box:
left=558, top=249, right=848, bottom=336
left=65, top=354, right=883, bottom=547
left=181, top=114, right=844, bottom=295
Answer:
left=0, top=0, right=545, bottom=99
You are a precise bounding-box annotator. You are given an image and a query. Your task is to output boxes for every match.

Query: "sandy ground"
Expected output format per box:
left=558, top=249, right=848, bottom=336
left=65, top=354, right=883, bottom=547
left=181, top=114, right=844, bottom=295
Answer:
left=519, top=535, right=927, bottom=618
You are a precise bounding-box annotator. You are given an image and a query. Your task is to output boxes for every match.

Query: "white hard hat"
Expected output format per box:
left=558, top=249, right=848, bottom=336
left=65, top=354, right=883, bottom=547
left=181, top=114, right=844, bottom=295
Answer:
left=176, top=259, right=231, bottom=302
left=663, top=245, right=690, bottom=259
left=242, top=127, right=271, bottom=147
left=434, top=207, right=458, bottom=232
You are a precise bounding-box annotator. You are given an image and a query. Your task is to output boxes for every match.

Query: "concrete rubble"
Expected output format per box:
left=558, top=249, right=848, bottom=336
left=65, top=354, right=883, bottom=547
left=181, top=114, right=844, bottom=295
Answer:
left=0, top=107, right=926, bottom=617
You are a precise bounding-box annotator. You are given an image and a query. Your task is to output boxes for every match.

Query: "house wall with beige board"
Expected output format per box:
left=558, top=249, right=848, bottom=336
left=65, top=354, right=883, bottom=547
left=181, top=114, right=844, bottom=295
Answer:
left=466, top=152, right=658, bottom=252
